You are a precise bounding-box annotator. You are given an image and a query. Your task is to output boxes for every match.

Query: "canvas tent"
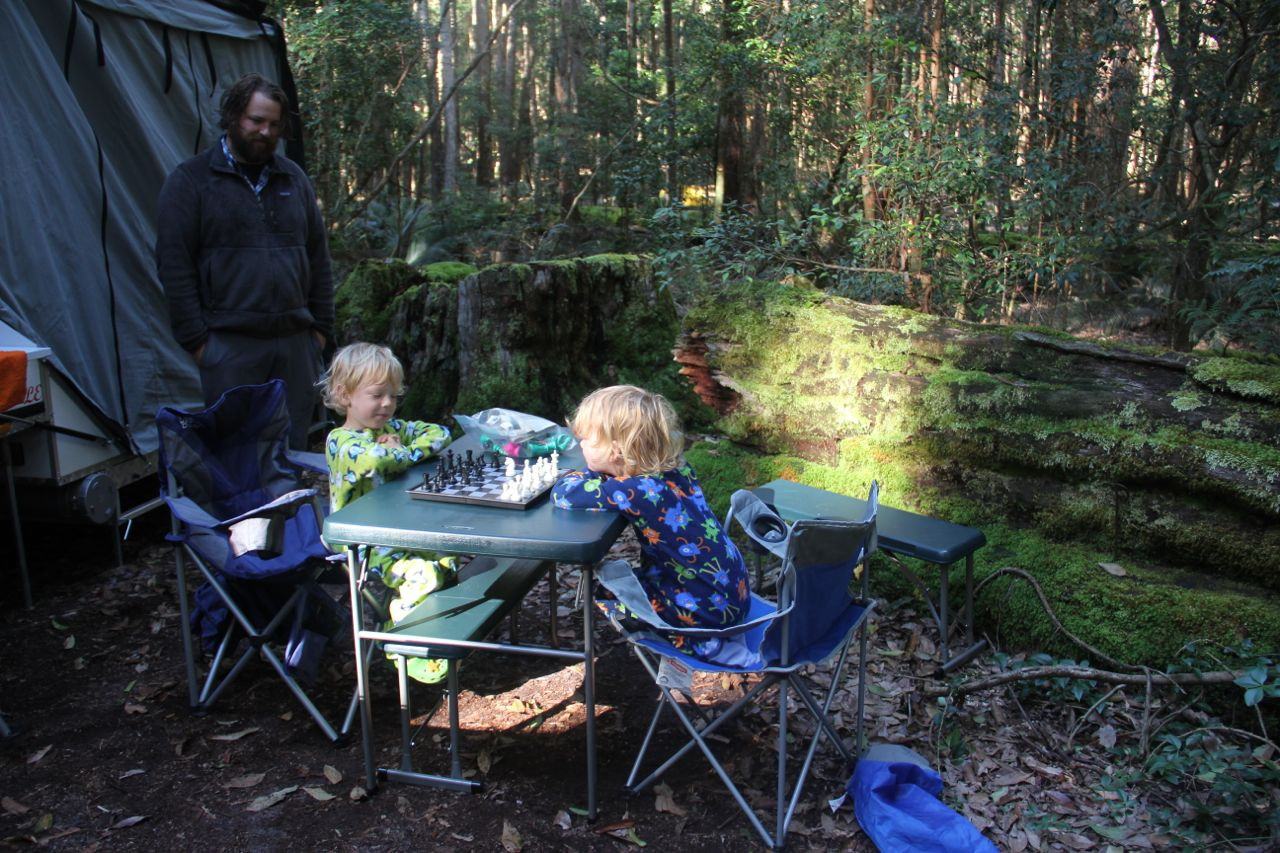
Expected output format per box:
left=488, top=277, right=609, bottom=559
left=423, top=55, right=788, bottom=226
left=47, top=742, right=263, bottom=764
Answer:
left=0, top=0, right=303, bottom=503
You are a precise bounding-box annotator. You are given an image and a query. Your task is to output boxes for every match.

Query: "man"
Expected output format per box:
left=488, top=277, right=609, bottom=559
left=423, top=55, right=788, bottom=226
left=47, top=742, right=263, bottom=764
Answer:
left=156, top=74, right=333, bottom=449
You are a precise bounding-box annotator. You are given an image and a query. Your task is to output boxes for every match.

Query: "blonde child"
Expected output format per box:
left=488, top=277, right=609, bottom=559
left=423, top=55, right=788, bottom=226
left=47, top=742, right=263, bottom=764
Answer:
left=321, top=342, right=454, bottom=683
left=551, top=385, right=751, bottom=660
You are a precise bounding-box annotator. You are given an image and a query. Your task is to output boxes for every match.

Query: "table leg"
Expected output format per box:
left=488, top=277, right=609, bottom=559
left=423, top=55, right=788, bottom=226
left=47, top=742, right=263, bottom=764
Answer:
left=347, top=549, right=377, bottom=790
left=583, top=562, right=597, bottom=821
left=939, top=561, right=951, bottom=664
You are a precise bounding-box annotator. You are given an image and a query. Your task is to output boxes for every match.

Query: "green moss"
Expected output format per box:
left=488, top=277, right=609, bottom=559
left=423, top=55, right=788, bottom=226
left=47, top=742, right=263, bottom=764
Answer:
left=1191, top=356, right=1280, bottom=404
left=686, top=441, right=1280, bottom=667
left=422, top=261, right=477, bottom=283
left=1171, top=389, right=1205, bottom=412
left=335, top=258, right=423, bottom=345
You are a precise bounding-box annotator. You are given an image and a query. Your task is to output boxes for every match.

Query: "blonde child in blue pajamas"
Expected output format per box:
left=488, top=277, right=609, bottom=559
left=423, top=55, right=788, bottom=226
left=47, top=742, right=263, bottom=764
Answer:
left=321, top=342, right=454, bottom=683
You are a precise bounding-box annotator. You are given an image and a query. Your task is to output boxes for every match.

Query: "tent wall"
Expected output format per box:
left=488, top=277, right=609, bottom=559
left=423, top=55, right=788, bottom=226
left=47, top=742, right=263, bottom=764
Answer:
left=0, top=0, right=292, bottom=463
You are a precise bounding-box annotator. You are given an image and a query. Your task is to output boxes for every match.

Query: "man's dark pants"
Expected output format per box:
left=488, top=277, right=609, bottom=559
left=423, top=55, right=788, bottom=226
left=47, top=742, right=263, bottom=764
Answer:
left=197, top=329, right=323, bottom=449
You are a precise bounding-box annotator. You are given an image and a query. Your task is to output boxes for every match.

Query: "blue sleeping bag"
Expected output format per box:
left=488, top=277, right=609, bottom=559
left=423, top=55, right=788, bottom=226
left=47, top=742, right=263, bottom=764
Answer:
left=850, top=744, right=999, bottom=853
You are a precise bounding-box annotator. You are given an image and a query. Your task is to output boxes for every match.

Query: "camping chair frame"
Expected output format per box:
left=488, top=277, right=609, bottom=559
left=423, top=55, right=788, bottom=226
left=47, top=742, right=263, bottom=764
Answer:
left=159, top=381, right=358, bottom=744
left=613, top=501, right=877, bottom=850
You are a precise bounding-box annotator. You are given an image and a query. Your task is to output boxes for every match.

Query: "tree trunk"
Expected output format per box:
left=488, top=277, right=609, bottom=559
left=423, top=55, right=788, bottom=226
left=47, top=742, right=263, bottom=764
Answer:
left=661, top=0, right=677, bottom=203
left=475, top=0, right=493, bottom=186
left=674, top=286, right=1280, bottom=589
left=860, top=0, right=878, bottom=223
left=713, top=0, right=753, bottom=215
left=441, top=0, right=459, bottom=194
left=343, top=256, right=687, bottom=424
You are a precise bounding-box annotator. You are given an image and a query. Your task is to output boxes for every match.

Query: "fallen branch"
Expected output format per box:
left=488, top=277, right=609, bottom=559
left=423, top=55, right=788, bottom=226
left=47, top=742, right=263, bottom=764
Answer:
left=923, top=664, right=1244, bottom=698
left=974, top=566, right=1138, bottom=672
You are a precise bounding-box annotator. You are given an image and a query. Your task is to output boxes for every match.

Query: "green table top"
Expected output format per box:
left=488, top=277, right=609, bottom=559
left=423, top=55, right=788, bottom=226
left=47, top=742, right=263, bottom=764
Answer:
left=322, top=432, right=627, bottom=564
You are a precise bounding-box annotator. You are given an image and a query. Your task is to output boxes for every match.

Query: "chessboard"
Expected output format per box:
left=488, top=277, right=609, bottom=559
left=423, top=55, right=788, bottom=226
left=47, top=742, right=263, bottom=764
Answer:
left=406, top=448, right=563, bottom=510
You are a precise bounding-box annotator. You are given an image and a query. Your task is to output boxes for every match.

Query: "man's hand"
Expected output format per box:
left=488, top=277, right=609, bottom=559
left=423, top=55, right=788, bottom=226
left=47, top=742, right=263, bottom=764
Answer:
left=193, top=343, right=206, bottom=364
left=376, top=433, right=403, bottom=448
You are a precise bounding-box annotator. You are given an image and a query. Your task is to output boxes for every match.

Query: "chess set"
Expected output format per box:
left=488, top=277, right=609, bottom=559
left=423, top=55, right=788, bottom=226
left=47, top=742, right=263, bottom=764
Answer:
left=406, top=447, right=564, bottom=510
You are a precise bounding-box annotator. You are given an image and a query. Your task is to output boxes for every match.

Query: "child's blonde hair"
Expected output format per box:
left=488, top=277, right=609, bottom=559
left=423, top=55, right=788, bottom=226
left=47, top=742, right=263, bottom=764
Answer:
left=569, top=385, right=683, bottom=476
left=320, top=342, right=404, bottom=414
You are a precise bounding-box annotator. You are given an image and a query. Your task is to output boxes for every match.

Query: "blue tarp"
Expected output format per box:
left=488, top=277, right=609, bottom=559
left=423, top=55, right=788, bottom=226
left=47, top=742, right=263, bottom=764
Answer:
left=850, top=744, right=999, bottom=853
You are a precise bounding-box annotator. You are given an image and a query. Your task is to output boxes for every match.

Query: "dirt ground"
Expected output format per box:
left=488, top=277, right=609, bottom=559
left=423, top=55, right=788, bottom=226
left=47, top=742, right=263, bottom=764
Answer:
left=0, top=511, right=883, bottom=852
left=0, top=502, right=1231, bottom=852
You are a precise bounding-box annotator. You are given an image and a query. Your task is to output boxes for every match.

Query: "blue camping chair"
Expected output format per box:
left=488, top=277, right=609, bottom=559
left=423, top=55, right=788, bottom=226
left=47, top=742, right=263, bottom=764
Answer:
left=156, top=380, right=355, bottom=743
left=600, top=483, right=879, bottom=849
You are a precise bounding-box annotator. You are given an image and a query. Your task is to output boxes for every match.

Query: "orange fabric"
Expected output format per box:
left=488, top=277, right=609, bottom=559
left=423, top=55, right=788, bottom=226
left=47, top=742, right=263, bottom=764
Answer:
left=0, top=350, right=29, bottom=413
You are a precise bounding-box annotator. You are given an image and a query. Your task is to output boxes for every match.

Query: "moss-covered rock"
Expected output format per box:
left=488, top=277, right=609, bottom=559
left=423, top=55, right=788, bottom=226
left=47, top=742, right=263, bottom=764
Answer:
left=335, top=258, right=477, bottom=348
left=374, top=253, right=712, bottom=427
left=678, top=283, right=1280, bottom=664
left=684, top=441, right=1280, bottom=667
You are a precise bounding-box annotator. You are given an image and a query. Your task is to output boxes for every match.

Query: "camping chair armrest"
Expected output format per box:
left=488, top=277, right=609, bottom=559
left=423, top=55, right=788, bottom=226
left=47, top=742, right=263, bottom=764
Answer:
left=162, top=495, right=222, bottom=530
left=286, top=449, right=328, bottom=474
left=216, top=488, right=320, bottom=529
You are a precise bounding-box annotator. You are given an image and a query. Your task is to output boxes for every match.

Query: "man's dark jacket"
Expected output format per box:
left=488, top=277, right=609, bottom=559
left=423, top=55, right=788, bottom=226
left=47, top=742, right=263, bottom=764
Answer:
left=155, top=142, right=334, bottom=352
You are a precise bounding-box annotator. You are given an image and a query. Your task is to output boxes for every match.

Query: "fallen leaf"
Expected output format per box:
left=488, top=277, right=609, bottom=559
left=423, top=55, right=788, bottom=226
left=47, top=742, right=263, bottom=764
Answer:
left=1055, top=830, right=1095, bottom=850
left=123, top=703, right=147, bottom=715
left=279, top=711, right=294, bottom=721
left=110, top=816, right=148, bottom=830
left=2, top=797, right=29, bottom=815
left=223, top=772, right=266, bottom=789
left=118, top=769, right=145, bottom=779
left=478, top=747, right=493, bottom=775
left=174, top=735, right=197, bottom=758
left=245, top=786, right=297, bottom=812
left=1098, top=562, right=1126, bottom=577
left=1097, top=724, right=1117, bottom=749
left=553, top=810, right=572, bottom=830
left=654, top=782, right=687, bottom=817
left=323, top=765, right=343, bottom=785
left=991, top=769, right=1033, bottom=786
left=50, top=618, right=68, bottom=630
left=302, top=787, right=336, bottom=801
left=349, top=786, right=368, bottom=801
left=500, top=819, right=523, bottom=852
left=33, top=813, right=53, bottom=833
left=63, top=635, right=75, bottom=650
left=27, top=744, right=52, bottom=764
left=209, top=727, right=260, bottom=742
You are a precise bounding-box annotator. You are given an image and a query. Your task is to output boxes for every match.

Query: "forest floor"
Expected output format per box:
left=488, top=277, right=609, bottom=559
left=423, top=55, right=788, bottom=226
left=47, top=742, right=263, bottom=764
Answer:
left=0, top=500, right=1257, bottom=852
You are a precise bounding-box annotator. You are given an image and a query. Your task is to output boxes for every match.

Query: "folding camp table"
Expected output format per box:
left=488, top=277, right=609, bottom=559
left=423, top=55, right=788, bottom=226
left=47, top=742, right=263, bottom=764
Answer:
left=322, top=432, right=627, bottom=819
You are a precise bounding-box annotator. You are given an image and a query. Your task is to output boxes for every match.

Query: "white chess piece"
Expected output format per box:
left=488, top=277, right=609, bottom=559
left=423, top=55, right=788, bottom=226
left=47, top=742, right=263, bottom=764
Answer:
left=505, top=456, right=516, bottom=478
left=550, top=450, right=559, bottom=473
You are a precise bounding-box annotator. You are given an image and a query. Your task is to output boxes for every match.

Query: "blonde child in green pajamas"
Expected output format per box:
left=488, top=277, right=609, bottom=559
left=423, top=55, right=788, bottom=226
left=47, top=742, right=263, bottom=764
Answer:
left=321, top=342, right=454, bottom=683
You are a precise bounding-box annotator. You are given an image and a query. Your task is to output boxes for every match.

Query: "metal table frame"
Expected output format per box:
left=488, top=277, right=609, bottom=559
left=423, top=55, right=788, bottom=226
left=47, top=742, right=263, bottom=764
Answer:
left=322, top=433, right=626, bottom=818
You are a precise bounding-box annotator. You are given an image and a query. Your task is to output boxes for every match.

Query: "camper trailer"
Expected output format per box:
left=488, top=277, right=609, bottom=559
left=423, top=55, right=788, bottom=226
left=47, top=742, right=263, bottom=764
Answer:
left=0, top=0, right=305, bottom=604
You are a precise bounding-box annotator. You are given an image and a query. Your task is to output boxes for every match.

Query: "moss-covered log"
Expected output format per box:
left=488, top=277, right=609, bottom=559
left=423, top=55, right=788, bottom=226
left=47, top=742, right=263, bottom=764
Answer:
left=677, top=283, right=1280, bottom=643
left=335, top=254, right=703, bottom=425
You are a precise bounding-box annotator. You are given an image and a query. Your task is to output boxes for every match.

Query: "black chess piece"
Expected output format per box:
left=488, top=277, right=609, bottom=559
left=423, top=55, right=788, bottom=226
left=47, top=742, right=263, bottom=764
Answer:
left=445, top=449, right=455, bottom=472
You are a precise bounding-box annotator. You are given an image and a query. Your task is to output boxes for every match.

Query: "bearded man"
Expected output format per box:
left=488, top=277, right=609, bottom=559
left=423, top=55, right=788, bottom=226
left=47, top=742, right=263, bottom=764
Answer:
left=155, top=74, right=333, bottom=449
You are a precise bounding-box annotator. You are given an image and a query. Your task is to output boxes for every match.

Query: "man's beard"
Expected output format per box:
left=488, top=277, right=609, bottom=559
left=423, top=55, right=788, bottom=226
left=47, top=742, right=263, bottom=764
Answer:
left=227, top=125, right=275, bottom=165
